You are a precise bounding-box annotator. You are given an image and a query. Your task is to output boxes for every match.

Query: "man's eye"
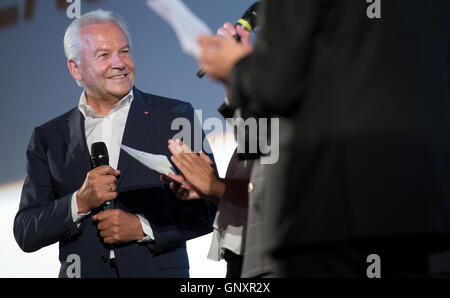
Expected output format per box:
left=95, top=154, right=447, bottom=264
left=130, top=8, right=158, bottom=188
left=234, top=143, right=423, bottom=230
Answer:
left=98, top=53, right=108, bottom=58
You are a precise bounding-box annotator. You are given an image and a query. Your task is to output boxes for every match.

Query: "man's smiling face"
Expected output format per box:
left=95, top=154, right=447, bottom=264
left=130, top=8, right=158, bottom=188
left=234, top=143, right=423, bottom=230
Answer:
left=76, top=22, right=135, bottom=101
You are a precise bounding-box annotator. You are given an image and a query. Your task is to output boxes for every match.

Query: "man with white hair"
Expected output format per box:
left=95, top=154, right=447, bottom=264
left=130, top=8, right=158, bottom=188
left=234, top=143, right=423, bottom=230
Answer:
left=13, top=9, right=216, bottom=278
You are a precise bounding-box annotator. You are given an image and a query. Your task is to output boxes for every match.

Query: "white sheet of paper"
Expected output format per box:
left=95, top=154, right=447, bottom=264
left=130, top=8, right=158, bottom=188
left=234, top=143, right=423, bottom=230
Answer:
left=146, top=0, right=212, bottom=59
left=120, top=144, right=176, bottom=176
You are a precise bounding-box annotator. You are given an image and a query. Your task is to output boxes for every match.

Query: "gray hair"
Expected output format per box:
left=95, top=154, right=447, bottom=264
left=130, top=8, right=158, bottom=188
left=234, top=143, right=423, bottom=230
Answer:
left=63, top=9, right=132, bottom=87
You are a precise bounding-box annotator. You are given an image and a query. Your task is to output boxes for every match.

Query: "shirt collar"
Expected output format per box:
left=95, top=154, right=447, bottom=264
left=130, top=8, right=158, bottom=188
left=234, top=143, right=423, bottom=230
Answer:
left=78, top=89, right=134, bottom=118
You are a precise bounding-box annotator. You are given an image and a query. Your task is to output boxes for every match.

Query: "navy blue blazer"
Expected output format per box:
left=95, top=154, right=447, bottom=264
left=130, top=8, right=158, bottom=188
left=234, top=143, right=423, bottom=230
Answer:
left=14, top=88, right=216, bottom=277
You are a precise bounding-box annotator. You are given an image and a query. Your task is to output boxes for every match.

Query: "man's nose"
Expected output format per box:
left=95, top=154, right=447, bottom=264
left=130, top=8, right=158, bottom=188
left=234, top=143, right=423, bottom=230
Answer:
left=111, top=54, right=126, bottom=69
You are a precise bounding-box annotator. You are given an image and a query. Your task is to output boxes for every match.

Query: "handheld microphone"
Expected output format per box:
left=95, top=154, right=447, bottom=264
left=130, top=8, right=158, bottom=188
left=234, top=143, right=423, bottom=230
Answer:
left=90, top=142, right=112, bottom=211
left=90, top=142, right=117, bottom=269
left=196, top=1, right=260, bottom=78
left=234, top=1, right=260, bottom=41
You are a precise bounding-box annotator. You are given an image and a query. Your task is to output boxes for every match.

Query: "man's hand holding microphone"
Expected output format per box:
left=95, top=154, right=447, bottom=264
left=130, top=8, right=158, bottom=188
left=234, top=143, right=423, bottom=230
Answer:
left=75, top=165, right=120, bottom=214
left=75, top=143, right=145, bottom=244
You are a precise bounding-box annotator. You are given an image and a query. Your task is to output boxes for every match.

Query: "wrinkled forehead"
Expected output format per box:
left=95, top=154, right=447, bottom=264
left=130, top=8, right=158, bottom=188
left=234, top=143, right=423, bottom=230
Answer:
left=79, top=23, right=130, bottom=51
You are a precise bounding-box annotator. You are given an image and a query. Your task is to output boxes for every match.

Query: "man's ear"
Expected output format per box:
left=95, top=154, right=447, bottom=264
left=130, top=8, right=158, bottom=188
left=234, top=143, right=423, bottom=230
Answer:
left=67, top=60, right=83, bottom=82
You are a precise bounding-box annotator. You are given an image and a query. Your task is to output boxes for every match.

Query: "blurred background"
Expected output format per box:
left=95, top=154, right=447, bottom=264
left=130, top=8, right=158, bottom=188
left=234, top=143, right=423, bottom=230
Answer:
left=0, top=0, right=255, bottom=277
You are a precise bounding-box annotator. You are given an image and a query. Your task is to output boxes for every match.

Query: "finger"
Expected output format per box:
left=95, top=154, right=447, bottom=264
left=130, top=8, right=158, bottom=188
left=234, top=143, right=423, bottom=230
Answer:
left=167, top=173, right=185, bottom=185
left=104, top=166, right=120, bottom=177
left=180, top=184, right=192, bottom=190
left=163, top=175, right=186, bottom=193
left=172, top=139, right=192, bottom=155
left=92, top=211, right=103, bottom=222
left=168, top=172, right=195, bottom=191
left=236, top=26, right=250, bottom=39
left=170, top=155, right=191, bottom=177
left=94, top=165, right=117, bottom=176
left=169, top=139, right=188, bottom=155
left=101, top=192, right=118, bottom=203
left=104, top=175, right=117, bottom=185
left=170, top=181, right=182, bottom=193
left=236, top=26, right=250, bottom=44
left=97, top=220, right=109, bottom=232
left=103, top=236, right=117, bottom=244
left=100, top=229, right=112, bottom=238
left=171, top=150, right=193, bottom=165
left=171, top=140, right=197, bottom=164
left=103, top=183, right=116, bottom=193
left=177, top=139, right=195, bottom=155
left=181, top=185, right=193, bottom=192
left=161, top=175, right=171, bottom=185
left=168, top=139, right=182, bottom=155
left=199, top=151, right=213, bottom=165
left=92, top=209, right=113, bottom=222
left=170, top=149, right=185, bottom=168
left=171, top=153, right=210, bottom=182
left=217, top=27, right=233, bottom=40
left=184, top=151, right=208, bottom=169
left=178, top=188, right=190, bottom=200
left=95, top=181, right=117, bottom=198
left=98, top=219, right=114, bottom=232
left=223, top=22, right=237, bottom=36
left=98, top=175, right=117, bottom=188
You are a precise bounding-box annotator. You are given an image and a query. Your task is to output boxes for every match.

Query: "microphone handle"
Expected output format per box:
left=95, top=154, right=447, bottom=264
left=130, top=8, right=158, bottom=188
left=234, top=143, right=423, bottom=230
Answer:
left=102, top=201, right=113, bottom=211
left=196, top=32, right=242, bottom=78
left=101, top=198, right=115, bottom=265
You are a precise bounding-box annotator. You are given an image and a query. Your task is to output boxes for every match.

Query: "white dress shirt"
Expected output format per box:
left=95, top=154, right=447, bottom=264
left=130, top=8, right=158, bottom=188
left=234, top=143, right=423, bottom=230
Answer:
left=70, top=90, right=154, bottom=256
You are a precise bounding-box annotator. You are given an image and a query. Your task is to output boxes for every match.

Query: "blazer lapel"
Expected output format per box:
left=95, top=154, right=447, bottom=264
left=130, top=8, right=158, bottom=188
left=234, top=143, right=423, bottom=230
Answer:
left=117, top=89, right=155, bottom=187
left=63, top=108, right=91, bottom=176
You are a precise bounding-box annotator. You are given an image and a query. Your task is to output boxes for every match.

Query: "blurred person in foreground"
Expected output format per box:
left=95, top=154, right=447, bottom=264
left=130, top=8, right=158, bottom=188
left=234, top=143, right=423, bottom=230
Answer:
left=163, top=20, right=277, bottom=277
left=198, top=0, right=450, bottom=277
